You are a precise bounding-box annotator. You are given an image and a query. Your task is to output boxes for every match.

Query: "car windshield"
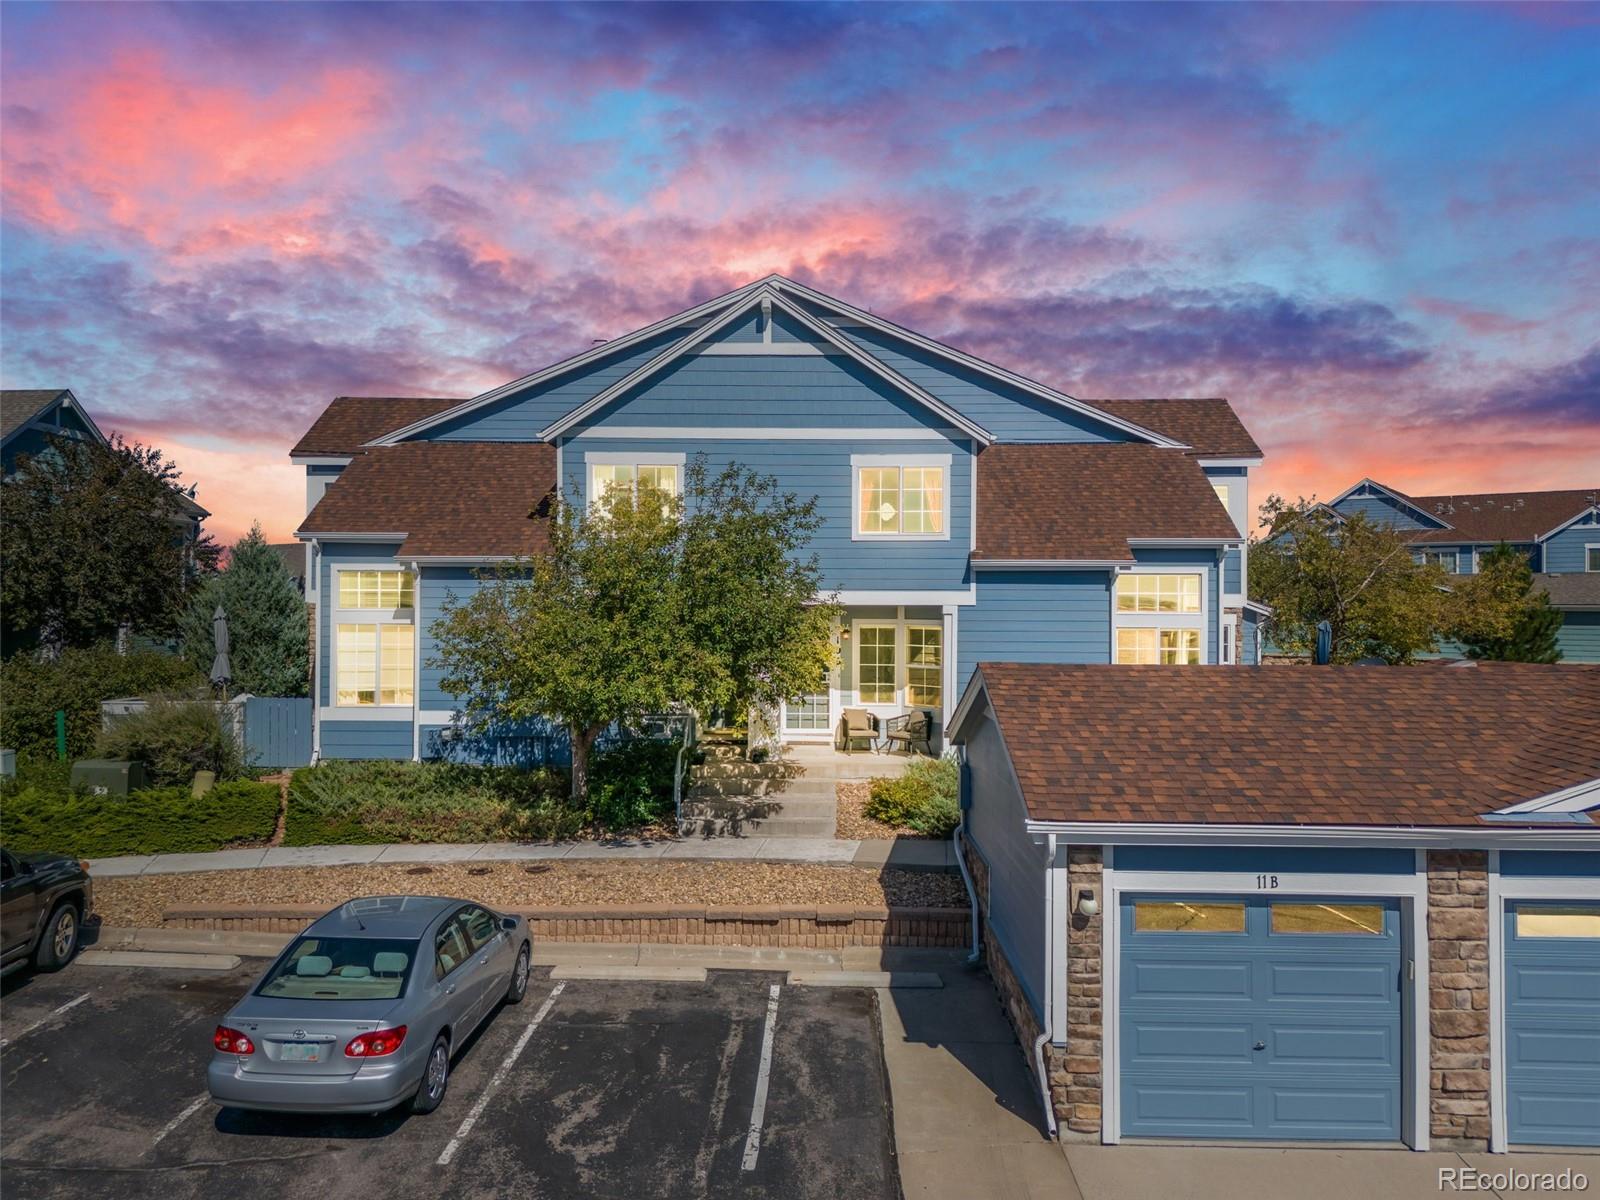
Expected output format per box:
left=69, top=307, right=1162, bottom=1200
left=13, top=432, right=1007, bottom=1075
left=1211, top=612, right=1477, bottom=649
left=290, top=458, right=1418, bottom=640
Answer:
left=255, top=936, right=418, bottom=1001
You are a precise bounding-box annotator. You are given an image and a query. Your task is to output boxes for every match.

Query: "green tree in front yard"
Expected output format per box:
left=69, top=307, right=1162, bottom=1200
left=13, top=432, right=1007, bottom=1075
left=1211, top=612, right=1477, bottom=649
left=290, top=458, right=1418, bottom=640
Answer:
left=431, top=459, right=837, bottom=803
left=177, top=524, right=309, bottom=696
left=1460, top=543, right=1563, bottom=663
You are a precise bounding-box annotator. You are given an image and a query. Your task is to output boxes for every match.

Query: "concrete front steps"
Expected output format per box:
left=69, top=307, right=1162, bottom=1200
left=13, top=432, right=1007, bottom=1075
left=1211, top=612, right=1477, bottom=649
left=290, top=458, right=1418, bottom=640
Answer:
left=678, top=738, right=911, bottom=839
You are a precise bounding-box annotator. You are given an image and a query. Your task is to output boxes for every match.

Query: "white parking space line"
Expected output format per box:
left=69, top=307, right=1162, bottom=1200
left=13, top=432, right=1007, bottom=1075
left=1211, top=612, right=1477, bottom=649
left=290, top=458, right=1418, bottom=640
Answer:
left=436, top=981, right=566, bottom=1167
left=0, top=992, right=90, bottom=1049
left=740, top=983, right=781, bottom=1172
left=149, top=1094, right=210, bottom=1150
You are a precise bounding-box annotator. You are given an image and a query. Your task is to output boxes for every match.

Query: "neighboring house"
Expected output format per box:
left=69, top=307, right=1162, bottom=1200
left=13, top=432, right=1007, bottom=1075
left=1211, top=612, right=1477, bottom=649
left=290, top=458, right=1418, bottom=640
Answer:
left=267, top=541, right=309, bottom=596
left=1319, top=479, right=1600, bottom=661
left=289, top=275, right=1262, bottom=763
left=950, top=661, right=1600, bottom=1154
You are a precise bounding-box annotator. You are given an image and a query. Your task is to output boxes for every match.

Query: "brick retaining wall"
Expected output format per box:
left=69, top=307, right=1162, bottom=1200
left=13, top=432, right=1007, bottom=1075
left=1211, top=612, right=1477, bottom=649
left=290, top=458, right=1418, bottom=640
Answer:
left=162, top=904, right=971, bottom=949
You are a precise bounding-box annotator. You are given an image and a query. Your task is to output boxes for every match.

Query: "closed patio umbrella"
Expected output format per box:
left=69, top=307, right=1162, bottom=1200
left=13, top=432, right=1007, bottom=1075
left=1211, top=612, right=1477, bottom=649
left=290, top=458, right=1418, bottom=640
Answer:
left=209, top=604, right=232, bottom=693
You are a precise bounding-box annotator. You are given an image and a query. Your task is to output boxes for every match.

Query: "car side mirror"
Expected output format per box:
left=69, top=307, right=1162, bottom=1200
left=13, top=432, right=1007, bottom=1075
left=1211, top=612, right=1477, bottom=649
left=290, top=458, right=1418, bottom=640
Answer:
left=501, top=916, right=518, bottom=931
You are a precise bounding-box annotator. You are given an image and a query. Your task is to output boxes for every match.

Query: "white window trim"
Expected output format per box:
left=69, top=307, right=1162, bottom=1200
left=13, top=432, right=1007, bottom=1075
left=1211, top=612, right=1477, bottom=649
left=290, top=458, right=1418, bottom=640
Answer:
left=1586, top=542, right=1600, bottom=572
left=1099, top=846, right=1431, bottom=1150
left=1419, top=548, right=1460, bottom=572
left=1111, top=565, right=1210, bottom=665
left=850, top=453, right=953, bottom=542
left=329, top=564, right=416, bottom=711
left=850, top=614, right=946, bottom=711
left=584, top=451, right=686, bottom=510
left=1220, top=616, right=1236, bottom=665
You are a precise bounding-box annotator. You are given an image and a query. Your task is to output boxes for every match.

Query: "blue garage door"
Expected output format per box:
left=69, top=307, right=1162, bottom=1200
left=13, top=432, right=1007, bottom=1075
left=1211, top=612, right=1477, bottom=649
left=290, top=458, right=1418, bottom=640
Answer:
left=1120, top=894, right=1403, bottom=1141
left=1503, top=901, right=1600, bottom=1147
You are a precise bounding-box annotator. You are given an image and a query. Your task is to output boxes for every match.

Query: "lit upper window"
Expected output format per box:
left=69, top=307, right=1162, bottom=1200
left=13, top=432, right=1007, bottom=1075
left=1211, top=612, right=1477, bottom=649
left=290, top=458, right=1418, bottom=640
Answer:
left=338, top=570, right=413, bottom=610
left=857, top=465, right=944, bottom=536
left=591, top=463, right=679, bottom=506
left=1116, top=574, right=1200, bottom=614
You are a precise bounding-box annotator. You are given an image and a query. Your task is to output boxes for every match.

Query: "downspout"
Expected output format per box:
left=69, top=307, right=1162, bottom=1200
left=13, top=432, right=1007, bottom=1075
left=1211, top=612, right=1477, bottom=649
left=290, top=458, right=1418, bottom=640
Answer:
left=951, top=747, right=980, bottom=965
left=1034, top=832, right=1060, bottom=1138
left=309, top=538, right=322, bottom=765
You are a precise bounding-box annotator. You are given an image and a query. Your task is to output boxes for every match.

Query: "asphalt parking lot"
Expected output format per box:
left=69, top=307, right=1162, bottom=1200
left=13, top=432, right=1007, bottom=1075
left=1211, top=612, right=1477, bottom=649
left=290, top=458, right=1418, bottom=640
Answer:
left=1, top=959, right=899, bottom=1200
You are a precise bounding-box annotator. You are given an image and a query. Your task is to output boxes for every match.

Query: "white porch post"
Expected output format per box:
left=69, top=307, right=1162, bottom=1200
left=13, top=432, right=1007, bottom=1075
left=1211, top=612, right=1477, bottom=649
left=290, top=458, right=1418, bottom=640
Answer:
left=942, top=604, right=958, bottom=748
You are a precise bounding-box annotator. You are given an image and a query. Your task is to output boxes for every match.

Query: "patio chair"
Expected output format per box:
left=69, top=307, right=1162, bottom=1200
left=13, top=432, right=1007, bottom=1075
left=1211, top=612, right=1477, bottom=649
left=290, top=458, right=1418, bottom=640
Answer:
left=836, top=708, right=879, bottom=754
left=883, top=709, right=934, bottom=756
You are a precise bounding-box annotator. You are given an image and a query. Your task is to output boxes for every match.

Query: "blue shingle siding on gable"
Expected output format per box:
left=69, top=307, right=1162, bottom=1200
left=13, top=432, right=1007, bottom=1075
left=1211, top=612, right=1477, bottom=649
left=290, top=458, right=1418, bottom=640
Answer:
left=1333, top=487, right=1444, bottom=531
left=418, top=329, right=687, bottom=441
left=1557, top=611, right=1600, bottom=662
left=320, top=720, right=413, bottom=760
left=571, top=435, right=972, bottom=592
left=317, top=541, right=405, bottom=708
left=822, top=320, right=1136, bottom=444
left=571, top=353, right=944, bottom=433
left=1543, top=513, right=1599, bottom=573
left=959, top=571, right=1112, bottom=694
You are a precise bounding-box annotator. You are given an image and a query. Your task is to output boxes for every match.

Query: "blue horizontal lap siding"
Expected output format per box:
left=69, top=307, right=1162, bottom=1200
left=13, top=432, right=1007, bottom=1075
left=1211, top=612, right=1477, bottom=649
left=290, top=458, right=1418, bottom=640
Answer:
left=571, top=436, right=972, bottom=592
left=574, top=353, right=940, bottom=432
left=1500, top=851, right=1600, bottom=878
left=417, top=566, right=498, bottom=710
left=959, top=571, right=1111, bottom=694
left=1333, top=488, right=1443, bottom=531
left=1223, top=546, right=1242, bottom=594
left=1543, top=515, right=1600, bottom=573
left=1115, top=846, right=1417, bottom=874
left=420, top=329, right=688, bottom=441
left=1556, top=611, right=1600, bottom=662
left=1503, top=901, right=1600, bottom=1146
left=319, top=720, right=412, bottom=760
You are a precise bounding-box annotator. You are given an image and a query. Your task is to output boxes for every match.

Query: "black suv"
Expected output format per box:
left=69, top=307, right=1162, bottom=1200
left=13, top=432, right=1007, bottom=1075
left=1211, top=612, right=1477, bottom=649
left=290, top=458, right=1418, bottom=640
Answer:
left=1, top=848, right=93, bottom=975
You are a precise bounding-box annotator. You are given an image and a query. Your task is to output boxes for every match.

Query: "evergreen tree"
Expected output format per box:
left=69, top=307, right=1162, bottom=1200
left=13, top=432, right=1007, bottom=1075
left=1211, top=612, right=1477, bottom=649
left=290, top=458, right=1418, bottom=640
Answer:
left=1463, top=543, right=1563, bottom=663
left=179, top=524, right=310, bottom=695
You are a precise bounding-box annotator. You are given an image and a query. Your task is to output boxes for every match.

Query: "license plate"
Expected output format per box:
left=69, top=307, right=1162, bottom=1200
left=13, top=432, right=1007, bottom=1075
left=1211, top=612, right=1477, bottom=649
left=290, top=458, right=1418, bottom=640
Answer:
left=280, top=1042, right=321, bottom=1062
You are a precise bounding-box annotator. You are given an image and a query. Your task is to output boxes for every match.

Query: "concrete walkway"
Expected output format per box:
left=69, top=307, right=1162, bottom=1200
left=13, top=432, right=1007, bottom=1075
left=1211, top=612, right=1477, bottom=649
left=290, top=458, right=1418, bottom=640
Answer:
left=86, top=834, right=955, bottom=877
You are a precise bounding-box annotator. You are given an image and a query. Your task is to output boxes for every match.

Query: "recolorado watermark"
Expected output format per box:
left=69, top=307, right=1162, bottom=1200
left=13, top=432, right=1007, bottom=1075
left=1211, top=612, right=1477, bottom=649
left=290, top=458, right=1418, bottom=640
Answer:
left=1441, top=1167, right=1589, bottom=1192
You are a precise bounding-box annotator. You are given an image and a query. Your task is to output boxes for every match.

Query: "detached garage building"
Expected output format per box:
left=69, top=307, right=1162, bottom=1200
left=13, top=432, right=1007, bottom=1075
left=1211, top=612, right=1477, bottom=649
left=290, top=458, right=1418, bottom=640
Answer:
left=949, top=661, right=1599, bottom=1153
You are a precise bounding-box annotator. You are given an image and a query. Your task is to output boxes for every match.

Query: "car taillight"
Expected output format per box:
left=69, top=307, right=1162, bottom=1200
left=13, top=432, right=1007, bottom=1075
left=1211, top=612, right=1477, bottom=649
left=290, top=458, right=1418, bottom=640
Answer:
left=345, top=1026, right=407, bottom=1058
left=214, top=1025, right=255, bottom=1055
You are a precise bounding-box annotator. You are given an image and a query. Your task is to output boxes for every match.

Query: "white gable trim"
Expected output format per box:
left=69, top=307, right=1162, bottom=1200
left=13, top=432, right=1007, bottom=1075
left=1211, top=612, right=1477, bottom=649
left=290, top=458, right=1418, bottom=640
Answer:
left=1490, top=777, right=1600, bottom=816
left=366, top=278, right=773, bottom=446
left=765, top=275, right=1189, bottom=449
left=1327, top=478, right=1454, bottom=530
left=1534, top=503, right=1600, bottom=544
left=541, top=286, right=995, bottom=445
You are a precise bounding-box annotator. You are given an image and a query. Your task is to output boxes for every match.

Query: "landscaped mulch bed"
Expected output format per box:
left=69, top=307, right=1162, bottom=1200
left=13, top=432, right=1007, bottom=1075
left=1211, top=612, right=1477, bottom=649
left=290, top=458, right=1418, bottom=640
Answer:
left=834, top=779, right=922, bottom=840
left=93, top=860, right=967, bottom=928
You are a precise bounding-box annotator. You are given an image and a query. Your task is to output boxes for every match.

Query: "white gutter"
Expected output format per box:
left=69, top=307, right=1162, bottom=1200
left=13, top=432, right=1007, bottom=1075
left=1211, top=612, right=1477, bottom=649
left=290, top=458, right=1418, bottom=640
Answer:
left=1034, top=832, right=1059, bottom=1138
left=1020, top=820, right=1600, bottom=850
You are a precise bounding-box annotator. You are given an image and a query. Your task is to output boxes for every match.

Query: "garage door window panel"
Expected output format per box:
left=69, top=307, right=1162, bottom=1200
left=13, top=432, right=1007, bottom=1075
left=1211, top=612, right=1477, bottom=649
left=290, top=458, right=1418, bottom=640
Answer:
left=1514, top=904, right=1600, bottom=939
left=1270, top=902, right=1386, bottom=936
left=1134, top=899, right=1246, bottom=933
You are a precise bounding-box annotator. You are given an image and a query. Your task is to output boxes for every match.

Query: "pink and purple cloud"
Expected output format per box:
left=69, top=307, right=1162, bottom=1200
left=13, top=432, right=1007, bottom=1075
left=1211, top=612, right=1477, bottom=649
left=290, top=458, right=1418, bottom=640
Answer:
left=2, top=2, right=1595, bottom=543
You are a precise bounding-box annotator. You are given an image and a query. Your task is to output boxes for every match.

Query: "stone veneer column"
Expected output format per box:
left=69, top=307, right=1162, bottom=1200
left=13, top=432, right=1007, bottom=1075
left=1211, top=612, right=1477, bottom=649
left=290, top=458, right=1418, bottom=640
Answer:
left=1427, top=849, right=1491, bottom=1149
left=1053, top=846, right=1104, bottom=1138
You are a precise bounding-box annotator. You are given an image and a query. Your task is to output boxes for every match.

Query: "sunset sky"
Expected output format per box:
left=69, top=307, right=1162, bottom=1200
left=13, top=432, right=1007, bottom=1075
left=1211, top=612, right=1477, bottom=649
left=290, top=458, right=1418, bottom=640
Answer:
left=2, top=2, right=1596, bottom=546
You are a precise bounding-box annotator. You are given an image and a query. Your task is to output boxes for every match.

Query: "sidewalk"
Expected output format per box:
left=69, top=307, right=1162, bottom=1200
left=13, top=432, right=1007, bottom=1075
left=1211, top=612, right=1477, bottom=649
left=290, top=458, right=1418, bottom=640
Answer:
left=87, top=834, right=955, bottom=877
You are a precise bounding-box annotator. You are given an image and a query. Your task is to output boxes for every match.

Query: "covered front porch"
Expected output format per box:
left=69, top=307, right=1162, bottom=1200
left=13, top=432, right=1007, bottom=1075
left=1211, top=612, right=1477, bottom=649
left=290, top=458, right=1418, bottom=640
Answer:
left=778, top=604, right=955, bottom=755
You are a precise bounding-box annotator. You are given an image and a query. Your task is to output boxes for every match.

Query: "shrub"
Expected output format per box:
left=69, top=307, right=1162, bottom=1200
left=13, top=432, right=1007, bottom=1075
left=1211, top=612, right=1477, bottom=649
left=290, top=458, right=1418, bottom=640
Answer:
left=589, top=738, right=679, bottom=830
left=0, top=780, right=279, bottom=857
left=95, top=696, right=246, bottom=787
left=0, top=644, right=205, bottom=764
left=865, top=754, right=960, bottom=838
left=284, top=760, right=578, bottom=845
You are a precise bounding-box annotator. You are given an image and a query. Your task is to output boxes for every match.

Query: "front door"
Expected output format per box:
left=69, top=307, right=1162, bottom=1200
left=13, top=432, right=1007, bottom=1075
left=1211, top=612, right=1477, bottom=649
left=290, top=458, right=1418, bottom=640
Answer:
left=1119, top=893, right=1403, bottom=1141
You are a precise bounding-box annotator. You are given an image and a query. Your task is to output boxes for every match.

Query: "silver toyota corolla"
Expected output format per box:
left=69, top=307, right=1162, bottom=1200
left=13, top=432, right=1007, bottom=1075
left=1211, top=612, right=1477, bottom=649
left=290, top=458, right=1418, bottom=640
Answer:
left=208, top=895, right=531, bottom=1115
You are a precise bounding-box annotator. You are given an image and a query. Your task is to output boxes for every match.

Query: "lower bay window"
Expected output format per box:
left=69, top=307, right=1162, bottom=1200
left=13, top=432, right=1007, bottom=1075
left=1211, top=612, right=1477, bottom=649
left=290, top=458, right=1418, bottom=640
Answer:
left=1113, top=570, right=1206, bottom=665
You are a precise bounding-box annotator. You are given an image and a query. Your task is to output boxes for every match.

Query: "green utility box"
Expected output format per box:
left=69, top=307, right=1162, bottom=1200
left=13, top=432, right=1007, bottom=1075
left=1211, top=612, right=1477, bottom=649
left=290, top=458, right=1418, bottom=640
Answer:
left=70, top=759, right=147, bottom=796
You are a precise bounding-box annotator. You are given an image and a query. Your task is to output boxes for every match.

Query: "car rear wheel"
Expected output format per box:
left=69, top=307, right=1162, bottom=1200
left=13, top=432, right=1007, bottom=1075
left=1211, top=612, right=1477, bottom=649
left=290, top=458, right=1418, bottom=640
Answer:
left=505, top=943, right=531, bottom=1004
left=33, top=901, right=79, bottom=972
left=411, top=1035, right=450, bottom=1114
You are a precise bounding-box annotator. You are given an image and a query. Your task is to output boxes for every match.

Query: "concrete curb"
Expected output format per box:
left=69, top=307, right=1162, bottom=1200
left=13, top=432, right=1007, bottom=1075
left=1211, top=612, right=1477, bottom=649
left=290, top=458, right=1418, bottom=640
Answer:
left=76, top=949, right=242, bottom=970
left=548, top=964, right=709, bottom=982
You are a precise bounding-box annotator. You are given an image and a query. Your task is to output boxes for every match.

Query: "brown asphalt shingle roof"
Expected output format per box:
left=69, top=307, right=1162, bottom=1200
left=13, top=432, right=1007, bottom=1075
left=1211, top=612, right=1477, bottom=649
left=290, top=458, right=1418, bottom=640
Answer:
left=1536, top=573, right=1600, bottom=610
left=290, top=396, right=465, bottom=456
left=1089, top=398, right=1261, bottom=459
left=973, top=443, right=1241, bottom=561
left=966, top=662, right=1600, bottom=828
left=297, top=442, right=554, bottom=558
left=1394, top=487, right=1598, bottom=545
left=1, top=389, right=69, bottom=440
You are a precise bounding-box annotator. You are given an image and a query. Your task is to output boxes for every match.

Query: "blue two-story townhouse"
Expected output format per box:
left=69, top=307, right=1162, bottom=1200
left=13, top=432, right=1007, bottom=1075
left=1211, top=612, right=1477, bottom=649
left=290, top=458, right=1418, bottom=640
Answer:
left=291, top=275, right=1261, bottom=763
left=1326, top=479, right=1600, bottom=661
